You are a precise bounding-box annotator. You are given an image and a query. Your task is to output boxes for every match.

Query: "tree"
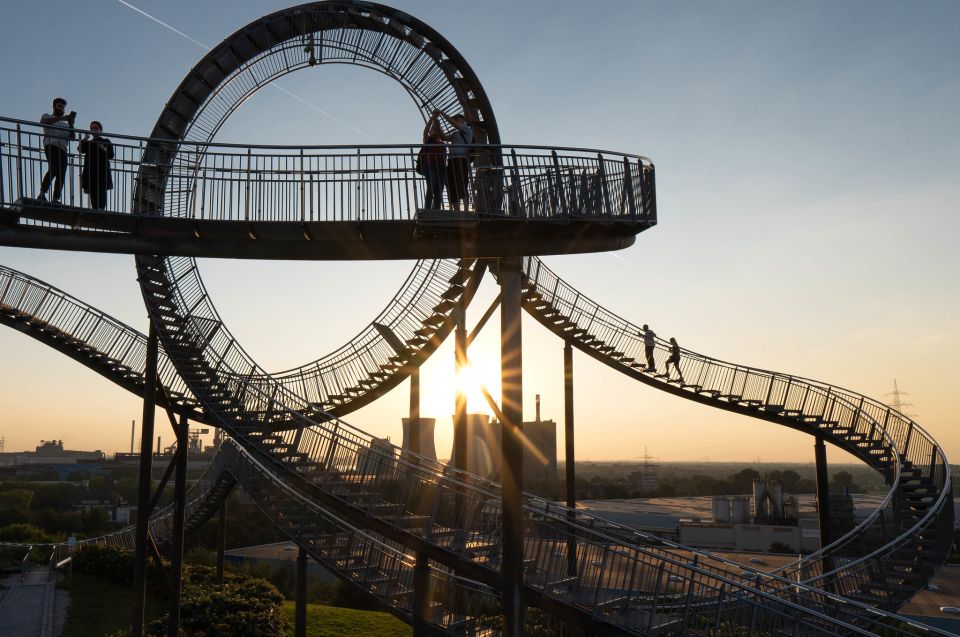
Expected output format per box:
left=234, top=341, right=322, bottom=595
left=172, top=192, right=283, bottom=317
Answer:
left=31, top=483, right=78, bottom=512
left=728, top=468, right=761, bottom=494
left=779, top=469, right=802, bottom=493
left=0, top=489, right=33, bottom=526
left=830, top=470, right=862, bottom=493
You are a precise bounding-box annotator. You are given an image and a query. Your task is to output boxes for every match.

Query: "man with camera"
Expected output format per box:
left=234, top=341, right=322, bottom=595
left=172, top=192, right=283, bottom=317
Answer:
left=38, top=97, right=76, bottom=204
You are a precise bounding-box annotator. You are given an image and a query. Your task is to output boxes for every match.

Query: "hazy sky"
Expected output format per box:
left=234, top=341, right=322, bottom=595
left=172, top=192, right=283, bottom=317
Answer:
left=0, top=1, right=957, bottom=467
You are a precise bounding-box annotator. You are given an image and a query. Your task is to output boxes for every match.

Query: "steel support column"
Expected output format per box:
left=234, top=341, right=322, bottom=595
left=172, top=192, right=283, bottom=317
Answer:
left=412, top=551, right=430, bottom=636
left=499, top=257, right=524, bottom=637
left=167, top=414, right=189, bottom=637
left=564, top=341, right=577, bottom=577
left=409, top=366, right=420, bottom=457
left=814, top=435, right=830, bottom=549
left=216, top=499, right=226, bottom=587
left=295, top=547, right=308, bottom=637
left=454, top=302, right=467, bottom=473
left=131, top=321, right=159, bottom=637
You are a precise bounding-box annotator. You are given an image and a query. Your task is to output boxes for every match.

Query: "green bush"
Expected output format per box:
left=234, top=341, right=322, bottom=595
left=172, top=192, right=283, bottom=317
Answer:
left=0, top=522, right=60, bottom=543
left=146, top=566, right=286, bottom=637
left=73, top=544, right=167, bottom=590
left=768, top=541, right=795, bottom=554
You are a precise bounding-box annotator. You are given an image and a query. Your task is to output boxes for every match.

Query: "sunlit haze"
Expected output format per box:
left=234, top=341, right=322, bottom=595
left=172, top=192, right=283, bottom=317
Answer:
left=0, top=1, right=957, bottom=466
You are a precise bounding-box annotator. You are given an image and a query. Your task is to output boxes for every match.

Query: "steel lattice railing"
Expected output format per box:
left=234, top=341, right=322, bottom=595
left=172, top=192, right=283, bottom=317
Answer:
left=3, top=257, right=953, bottom=633
left=139, top=245, right=953, bottom=636
left=0, top=117, right=655, bottom=224
left=518, top=256, right=953, bottom=608
left=0, top=264, right=201, bottom=419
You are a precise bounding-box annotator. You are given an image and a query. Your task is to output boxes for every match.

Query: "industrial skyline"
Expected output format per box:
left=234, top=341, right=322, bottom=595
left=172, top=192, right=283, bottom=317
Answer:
left=0, top=0, right=957, bottom=464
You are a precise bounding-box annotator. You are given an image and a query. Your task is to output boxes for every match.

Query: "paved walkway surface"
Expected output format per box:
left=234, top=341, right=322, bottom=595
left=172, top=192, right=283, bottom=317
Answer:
left=0, top=569, right=55, bottom=637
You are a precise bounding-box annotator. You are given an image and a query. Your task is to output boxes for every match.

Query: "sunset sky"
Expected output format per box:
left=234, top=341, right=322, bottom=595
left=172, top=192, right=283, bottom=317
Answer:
left=0, top=1, right=957, bottom=467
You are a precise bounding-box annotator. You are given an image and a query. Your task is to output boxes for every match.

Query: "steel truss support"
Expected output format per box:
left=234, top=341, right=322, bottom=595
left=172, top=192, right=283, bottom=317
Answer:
left=499, top=257, right=524, bottom=637
left=216, top=499, right=226, bottom=587
left=815, top=435, right=831, bottom=549
left=167, top=414, right=189, bottom=637
left=131, top=321, right=159, bottom=637
left=564, top=341, right=577, bottom=576
left=295, top=547, right=308, bottom=637
left=454, top=302, right=467, bottom=474
left=412, top=551, right=431, bottom=636
left=409, top=366, right=420, bottom=457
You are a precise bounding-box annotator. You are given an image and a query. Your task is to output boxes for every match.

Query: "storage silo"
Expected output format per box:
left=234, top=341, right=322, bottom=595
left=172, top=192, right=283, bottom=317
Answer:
left=752, top=479, right=767, bottom=519
left=768, top=480, right=784, bottom=519
left=712, top=496, right=731, bottom=523
left=730, top=496, right=750, bottom=524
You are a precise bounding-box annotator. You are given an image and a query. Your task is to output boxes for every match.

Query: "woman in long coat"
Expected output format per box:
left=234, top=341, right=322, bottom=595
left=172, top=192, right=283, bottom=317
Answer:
left=79, top=120, right=114, bottom=210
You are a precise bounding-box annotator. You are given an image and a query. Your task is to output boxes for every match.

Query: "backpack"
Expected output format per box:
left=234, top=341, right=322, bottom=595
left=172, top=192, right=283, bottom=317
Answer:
left=415, top=146, right=428, bottom=175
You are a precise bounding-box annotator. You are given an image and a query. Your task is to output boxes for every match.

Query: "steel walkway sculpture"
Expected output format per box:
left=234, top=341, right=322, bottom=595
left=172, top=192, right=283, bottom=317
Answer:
left=0, top=1, right=952, bottom=635
left=0, top=262, right=953, bottom=636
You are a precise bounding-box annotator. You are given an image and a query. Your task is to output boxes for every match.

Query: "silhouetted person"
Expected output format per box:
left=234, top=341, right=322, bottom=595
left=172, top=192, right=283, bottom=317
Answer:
left=440, top=111, right=473, bottom=212
left=666, top=337, right=684, bottom=383
left=38, top=97, right=75, bottom=203
left=420, top=110, right=447, bottom=209
left=640, top=324, right=656, bottom=372
left=79, top=121, right=113, bottom=210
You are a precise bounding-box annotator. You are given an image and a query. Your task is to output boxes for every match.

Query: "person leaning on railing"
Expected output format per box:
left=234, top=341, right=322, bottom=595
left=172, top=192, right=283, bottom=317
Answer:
left=38, top=97, right=76, bottom=204
left=420, top=111, right=447, bottom=209
left=78, top=121, right=114, bottom=210
left=438, top=110, right=473, bottom=212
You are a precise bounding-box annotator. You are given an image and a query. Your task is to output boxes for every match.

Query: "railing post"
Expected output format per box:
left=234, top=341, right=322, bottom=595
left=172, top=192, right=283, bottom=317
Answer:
left=902, top=421, right=914, bottom=459
left=622, top=156, right=636, bottom=216
left=551, top=150, right=569, bottom=216
left=299, top=148, right=305, bottom=223
left=244, top=147, right=252, bottom=221
left=0, top=138, right=6, bottom=206
left=646, top=563, right=665, bottom=634
left=643, top=161, right=657, bottom=222
left=15, top=123, right=24, bottom=200
left=596, top=153, right=611, bottom=216
left=509, top=149, right=524, bottom=217
left=680, top=555, right=699, bottom=631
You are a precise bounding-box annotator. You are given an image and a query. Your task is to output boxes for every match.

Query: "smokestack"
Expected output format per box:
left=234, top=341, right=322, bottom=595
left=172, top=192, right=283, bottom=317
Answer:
left=156, top=436, right=161, bottom=455
left=131, top=420, right=135, bottom=453
left=535, top=394, right=541, bottom=422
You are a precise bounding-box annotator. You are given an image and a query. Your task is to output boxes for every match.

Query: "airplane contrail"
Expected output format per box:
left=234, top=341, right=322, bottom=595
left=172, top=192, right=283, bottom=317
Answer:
left=114, top=0, right=368, bottom=137
left=115, top=0, right=208, bottom=49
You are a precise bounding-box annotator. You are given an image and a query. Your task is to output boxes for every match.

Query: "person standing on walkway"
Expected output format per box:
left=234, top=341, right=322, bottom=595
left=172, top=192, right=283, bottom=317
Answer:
left=38, top=97, right=76, bottom=203
left=640, top=324, right=657, bottom=372
left=665, top=337, right=684, bottom=383
left=440, top=111, right=473, bottom=212
left=79, top=121, right=114, bottom=210
left=420, top=110, right=447, bottom=209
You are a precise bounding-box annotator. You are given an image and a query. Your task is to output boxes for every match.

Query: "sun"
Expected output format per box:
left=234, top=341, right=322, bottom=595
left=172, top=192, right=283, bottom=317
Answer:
left=421, top=353, right=501, bottom=420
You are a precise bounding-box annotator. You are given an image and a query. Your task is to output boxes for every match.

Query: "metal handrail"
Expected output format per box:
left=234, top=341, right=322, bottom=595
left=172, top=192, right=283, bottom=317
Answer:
left=0, top=115, right=651, bottom=161
left=0, top=265, right=201, bottom=417
left=0, top=116, right=654, bottom=225
left=3, top=254, right=952, bottom=631
left=19, top=545, right=33, bottom=582
left=519, top=255, right=953, bottom=605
